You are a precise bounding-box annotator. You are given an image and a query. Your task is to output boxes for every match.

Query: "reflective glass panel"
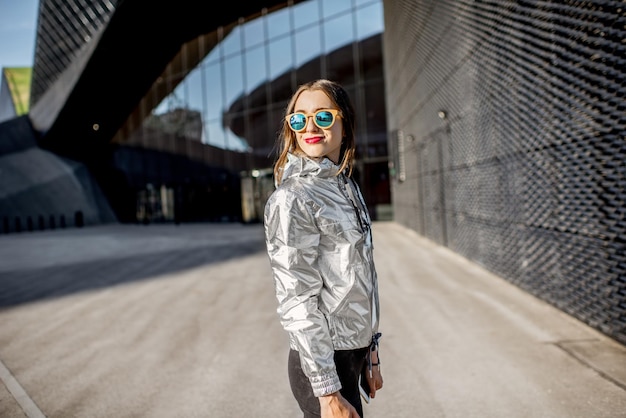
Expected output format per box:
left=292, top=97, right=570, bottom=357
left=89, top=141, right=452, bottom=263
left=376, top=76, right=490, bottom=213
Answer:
left=244, top=17, right=265, bottom=50
left=223, top=54, right=244, bottom=108
left=358, top=34, right=383, bottom=79
left=268, top=36, right=293, bottom=80
left=154, top=82, right=186, bottom=116
left=293, top=0, right=319, bottom=29
left=323, top=12, right=354, bottom=53
left=225, top=128, right=249, bottom=151
left=295, top=25, right=321, bottom=67
left=206, top=120, right=226, bottom=148
left=363, top=79, right=387, bottom=146
left=185, top=66, right=204, bottom=115
left=267, top=7, right=290, bottom=40
left=356, top=2, right=384, bottom=39
left=322, top=0, right=351, bottom=18
left=203, top=62, right=224, bottom=120
left=245, top=45, right=267, bottom=94
left=220, top=25, right=242, bottom=56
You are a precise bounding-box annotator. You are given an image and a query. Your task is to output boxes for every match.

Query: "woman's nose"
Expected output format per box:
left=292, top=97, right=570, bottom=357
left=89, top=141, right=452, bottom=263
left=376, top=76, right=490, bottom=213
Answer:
left=305, top=116, right=318, bottom=132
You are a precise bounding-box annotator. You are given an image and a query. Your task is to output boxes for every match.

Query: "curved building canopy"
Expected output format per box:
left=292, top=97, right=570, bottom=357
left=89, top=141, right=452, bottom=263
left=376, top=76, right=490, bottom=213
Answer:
left=30, top=0, right=302, bottom=159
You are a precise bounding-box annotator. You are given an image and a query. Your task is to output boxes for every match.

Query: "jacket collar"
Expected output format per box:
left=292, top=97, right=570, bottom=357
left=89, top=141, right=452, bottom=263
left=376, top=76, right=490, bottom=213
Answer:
left=281, top=153, right=340, bottom=183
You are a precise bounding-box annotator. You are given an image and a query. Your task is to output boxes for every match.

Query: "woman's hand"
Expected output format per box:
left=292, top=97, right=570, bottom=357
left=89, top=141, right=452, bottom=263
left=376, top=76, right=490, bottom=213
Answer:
left=365, top=366, right=383, bottom=398
left=366, top=348, right=383, bottom=398
left=319, top=392, right=360, bottom=418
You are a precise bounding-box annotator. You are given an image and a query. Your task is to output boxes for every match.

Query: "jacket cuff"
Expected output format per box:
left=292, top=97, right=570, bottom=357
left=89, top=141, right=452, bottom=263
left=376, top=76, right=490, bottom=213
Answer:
left=310, top=372, right=342, bottom=397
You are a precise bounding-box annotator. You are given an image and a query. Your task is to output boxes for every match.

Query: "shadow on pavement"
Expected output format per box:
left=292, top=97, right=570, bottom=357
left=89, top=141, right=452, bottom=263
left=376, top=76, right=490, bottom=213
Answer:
left=0, top=237, right=266, bottom=308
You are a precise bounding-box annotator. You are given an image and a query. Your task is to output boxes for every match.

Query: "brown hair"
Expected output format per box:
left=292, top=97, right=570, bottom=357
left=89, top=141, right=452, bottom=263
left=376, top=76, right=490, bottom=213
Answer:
left=272, top=79, right=356, bottom=185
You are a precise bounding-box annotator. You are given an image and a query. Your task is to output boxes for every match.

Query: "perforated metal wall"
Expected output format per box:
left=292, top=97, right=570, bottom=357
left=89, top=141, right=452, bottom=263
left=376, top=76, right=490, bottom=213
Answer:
left=383, top=0, right=625, bottom=344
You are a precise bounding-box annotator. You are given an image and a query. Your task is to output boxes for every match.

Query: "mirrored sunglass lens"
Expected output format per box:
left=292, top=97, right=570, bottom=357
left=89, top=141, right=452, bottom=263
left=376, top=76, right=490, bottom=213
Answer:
left=315, top=111, right=334, bottom=127
left=289, top=114, right=306, bottom=130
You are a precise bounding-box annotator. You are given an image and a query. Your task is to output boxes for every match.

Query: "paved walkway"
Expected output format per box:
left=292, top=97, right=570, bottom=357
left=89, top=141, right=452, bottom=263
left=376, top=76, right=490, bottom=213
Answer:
left=0, top=222, right=625, bottom=418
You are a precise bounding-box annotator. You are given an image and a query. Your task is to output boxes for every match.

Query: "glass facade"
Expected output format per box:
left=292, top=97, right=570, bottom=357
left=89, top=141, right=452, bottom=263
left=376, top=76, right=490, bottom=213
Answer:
left=120, top=0, right=390, bottom=223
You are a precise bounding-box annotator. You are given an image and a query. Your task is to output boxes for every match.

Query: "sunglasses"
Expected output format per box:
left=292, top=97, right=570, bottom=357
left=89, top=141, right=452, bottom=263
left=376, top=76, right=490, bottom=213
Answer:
left=285, top=109, right=341, bottom=132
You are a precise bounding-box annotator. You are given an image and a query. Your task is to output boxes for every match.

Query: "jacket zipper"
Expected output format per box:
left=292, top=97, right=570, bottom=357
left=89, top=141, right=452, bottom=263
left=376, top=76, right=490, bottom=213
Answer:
left=341, top=174, right=368, bottom=234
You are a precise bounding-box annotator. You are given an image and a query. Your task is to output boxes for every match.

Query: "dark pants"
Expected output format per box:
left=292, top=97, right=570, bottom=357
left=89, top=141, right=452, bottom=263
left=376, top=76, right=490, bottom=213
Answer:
left=288, top=347, right=369, bottom=418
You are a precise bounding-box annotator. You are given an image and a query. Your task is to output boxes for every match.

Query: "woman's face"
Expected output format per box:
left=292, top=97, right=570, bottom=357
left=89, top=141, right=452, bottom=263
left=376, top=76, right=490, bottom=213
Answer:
left=292, top=90, right=343, bottom=164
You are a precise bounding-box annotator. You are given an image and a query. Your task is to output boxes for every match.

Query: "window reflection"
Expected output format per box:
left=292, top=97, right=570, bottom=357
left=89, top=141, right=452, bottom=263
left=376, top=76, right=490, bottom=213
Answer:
left=150, top=0, right=384, bottom=155
left=132, top=0, right=389, bottom=221
left=356, top=2, right=384, bottom=39
left=293, top=0, right=320, bottom=28
left=245, top=46, right=267, bottom=94
left=266, top=7, right=290, bottom=40
left=203, top=63, right=223, bottom=121
left=295, top=25, right=322, bottom=68
left=269, top=36, right=293, bottom=80
left=323, top=12, right=354, bottom=53
left=206, top=120, right=226, bottom=149
left=223, top=54, right=244, bottom=106
left=322, top=0, right=351, bottom=18
left=220, top=25, right=242, bottom=57
left=185, top=66, right=204, bottom=117
left=244, top=17, right=265, bottom=50
left=225, top=129, right=250, bottom=152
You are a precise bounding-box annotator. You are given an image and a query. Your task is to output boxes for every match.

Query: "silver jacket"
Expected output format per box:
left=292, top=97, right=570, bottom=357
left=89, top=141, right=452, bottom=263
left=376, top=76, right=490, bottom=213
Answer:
left=264, top=153, right=380, bottom=397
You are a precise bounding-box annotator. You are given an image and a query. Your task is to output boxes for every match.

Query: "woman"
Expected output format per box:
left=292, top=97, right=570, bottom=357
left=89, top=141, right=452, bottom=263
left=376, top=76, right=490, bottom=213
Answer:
left=263, top=79, right=383, bottom=418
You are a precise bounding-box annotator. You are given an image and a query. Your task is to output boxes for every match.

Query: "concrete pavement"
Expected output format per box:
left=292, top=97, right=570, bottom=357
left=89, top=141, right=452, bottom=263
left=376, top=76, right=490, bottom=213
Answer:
left=0, top=221, right=625, bottom=417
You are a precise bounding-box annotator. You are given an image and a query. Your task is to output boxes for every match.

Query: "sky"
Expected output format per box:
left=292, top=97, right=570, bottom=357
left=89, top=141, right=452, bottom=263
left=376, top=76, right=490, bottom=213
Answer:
left=0, top=0, right=39, bottom=71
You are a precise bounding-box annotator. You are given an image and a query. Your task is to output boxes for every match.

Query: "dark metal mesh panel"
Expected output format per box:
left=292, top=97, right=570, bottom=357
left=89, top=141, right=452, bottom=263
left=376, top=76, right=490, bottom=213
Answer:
left=384, top=0, right=626, bottom=344
left=31, top=0, right=118, bottom=105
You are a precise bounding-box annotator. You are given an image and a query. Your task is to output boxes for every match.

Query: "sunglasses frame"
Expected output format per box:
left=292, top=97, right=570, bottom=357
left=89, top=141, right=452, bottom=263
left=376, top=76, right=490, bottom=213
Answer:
left=285, top=109, right=341, bottom=132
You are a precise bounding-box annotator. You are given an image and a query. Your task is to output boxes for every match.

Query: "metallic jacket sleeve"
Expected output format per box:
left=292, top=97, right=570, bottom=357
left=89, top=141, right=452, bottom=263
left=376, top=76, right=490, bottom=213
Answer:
left=264, top=187, right=342, bottom=397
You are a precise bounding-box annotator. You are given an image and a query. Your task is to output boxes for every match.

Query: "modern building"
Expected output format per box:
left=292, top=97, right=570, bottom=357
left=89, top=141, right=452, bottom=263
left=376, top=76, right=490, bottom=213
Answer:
left=0, top=67, right=32, bottom=123
left=0, top=0, right=623, bottom=344
left=5, top=0, right=389, bottom=228
left=383, top=1, right=625, bottom=346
